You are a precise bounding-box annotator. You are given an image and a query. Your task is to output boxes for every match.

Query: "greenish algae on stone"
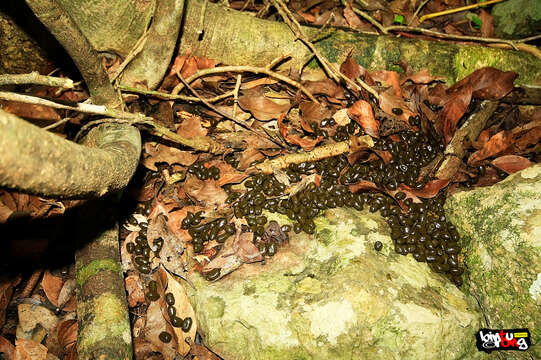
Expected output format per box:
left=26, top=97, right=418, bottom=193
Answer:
left=187, top=208, right=484, bottom=360
left=446, top=164, right=541, bottom=359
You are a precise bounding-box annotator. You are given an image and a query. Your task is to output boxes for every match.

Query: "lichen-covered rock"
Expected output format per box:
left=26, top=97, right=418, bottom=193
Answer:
left=492, top=0, right=541, bottom=39
left=187, top=208, right=483, bottom=360
left=445, top=164, right=541, bottom=358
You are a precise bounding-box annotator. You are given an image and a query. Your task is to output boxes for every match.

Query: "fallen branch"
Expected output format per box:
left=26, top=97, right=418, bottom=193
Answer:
left=0, top=72, right=74, bottom=88
left=118, top=85, right=235, bottom=103
left=0, top=91, right=223, bottom=153
left=435, top=100, right=499, bottom=180
left=251, top=140, right=350, bottom=174
left=269, top=0, right=379, bottom=99
left=172, top=64, right=319, bottom=103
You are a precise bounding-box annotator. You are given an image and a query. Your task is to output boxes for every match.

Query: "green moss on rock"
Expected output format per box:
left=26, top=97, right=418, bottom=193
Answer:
left=188, top=208, right=483, bottom=359
left=445, top=164, right=541, bottom=358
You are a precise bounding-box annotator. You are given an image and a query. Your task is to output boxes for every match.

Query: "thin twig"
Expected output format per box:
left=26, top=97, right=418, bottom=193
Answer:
left=176, top=72, right=283, bottom=148
left=20, top=269, right=43, bottom=298
left=251, top=140, right=351, bottom=174
left=118, top=84, right=235, bottom=103
left=516, top=34, right=541, bottom=43
left=172, top=65, right=319, bottom=103
left=269, top=0, right=379, bottom=99
left=408, top=0, right=430, bottom=26
left=109, top=29, right=150, bottom=82
left=233, top=74, right=242, bottom=119
left=0, top=91, right=149, bottom=121
left=385, top=25, right=519, bottom=50
left=419, top=0, right=505, bottom=23
left=347, top=5, right=520, bottom=50
left=43, top=117, right=71, bottom=130
left=0, top=72, right=74, bottom=88
left=0, top=90, right=224, bottom=152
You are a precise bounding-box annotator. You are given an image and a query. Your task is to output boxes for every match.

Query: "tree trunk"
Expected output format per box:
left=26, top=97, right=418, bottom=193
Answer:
left=55, top=0, right=155, bottom=58
left=178, top=0, right=541, bottom=86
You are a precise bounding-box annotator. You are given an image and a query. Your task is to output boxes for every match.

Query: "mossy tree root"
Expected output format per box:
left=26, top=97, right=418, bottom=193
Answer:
left=76, top=210, right=132, bottom=360
left=0, top=109, right=141, bottom=198
left=25, top=0, right=120, bottom=107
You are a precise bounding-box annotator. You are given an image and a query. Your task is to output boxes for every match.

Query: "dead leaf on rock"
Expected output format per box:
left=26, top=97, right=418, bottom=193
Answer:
left=157, top=268, right=197, bottom=356
left=277, top=115, right=323, bottom=151
left=299, top=101, right=331, bottom=131
left=348, top=100, right=379, bottom=138
left=148, top=214, right=186, bottom=276
left=340, top=53, right=361, bottom=81
left=449, top=67, right=517, bottom=101
left=372, top=70, right=401, bottom=97
left=491, top=155, right=532, bottom=174
left=439, top=83, right=472, bottom=144
left=208, top=160, right=248, bottom=186
left=402, top=69, right=444, bottom=85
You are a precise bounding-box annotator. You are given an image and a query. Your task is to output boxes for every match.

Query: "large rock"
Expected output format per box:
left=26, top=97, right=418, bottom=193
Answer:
left=492, top=0, right=541, bottom=39
left=187, top=209, right=483, bottom=359
left=445, top=164, right=541, bottom=358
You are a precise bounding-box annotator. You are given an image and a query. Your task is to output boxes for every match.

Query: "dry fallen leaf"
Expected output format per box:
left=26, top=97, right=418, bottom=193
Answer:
left=183, top=174, right=228, bottom=208
left=143, top=143, right=199, bottom=171
left=491, top=155, right=532, bottom=174
left=41, top=270, right=63, bottom=308
left=347, top=100, right=379, bottom=138
left=468, top=130, right=513, bottom=165
left=238, top=86, right=291, bottom=121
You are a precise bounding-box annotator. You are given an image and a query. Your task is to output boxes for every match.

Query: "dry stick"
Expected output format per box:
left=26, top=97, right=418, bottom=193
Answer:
left=233, top=74, right=242, bottom=119
left=435, top=100, right=499, bottom=180
left=0, top=72, right=74, bottom=88
left=118, top=84, right=235, bottom=103
left=348, top=5, right=521, bottom=51
left=25, top=0, right=120, bottom=107
left=175, top=72, right=284, bottom=148
left=252, top=140, right=350, bottom=174
left=109, top=29, right=149, bottom=82
left=172, top=65, right=319, bottom=103
left=419, top=0, right=504, bottom=23
left=408, top=0, right=430, bottom=26
left=0, top=91, right=150, bottom=121
left=43, top=117, right=71, bottom=130
left=269, top=0, right=379, bottom=99
left=0, top=91, right=222, bottom=152
left=20, top=269, right=43, bottom=298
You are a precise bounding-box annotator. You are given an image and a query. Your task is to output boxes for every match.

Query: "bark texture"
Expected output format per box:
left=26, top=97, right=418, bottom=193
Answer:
left=0, top=109, right=141, bottom=198
left=178, top=0, right=541, bottom=86
left=55, top=0, right=155, bottom=57
left=119, top=0, right=184, bottom=89
left=25, top=0, right=120, bottom=106
left=76, top=208, right=132, bottom=360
